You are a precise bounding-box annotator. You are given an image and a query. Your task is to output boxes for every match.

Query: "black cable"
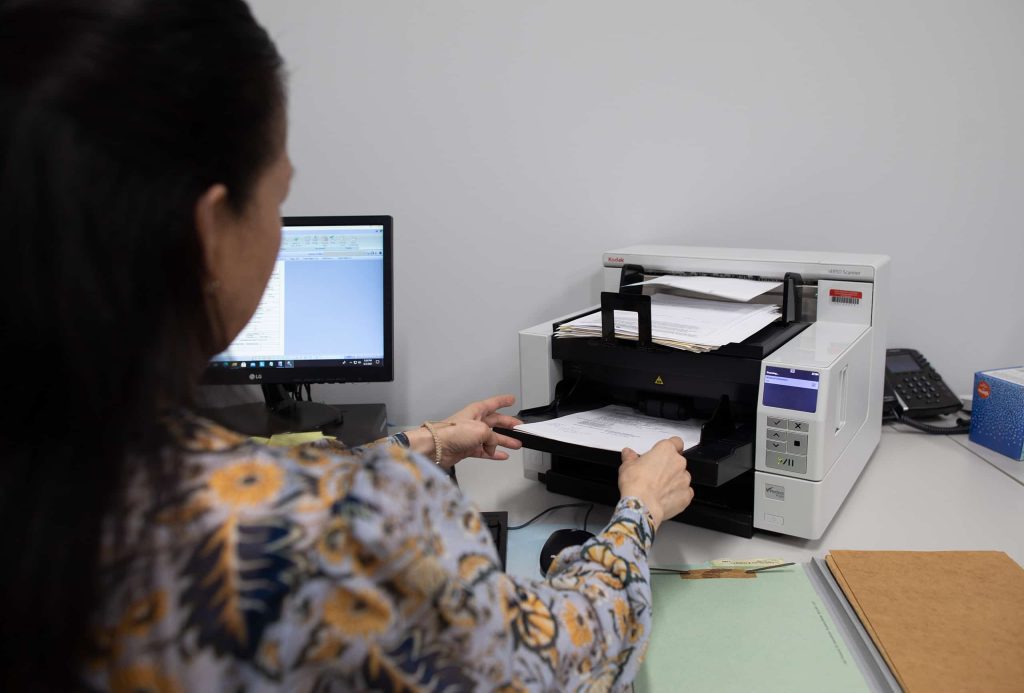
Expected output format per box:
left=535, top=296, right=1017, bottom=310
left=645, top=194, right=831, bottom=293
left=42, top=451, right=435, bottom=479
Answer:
left=583, top=504, right=594, bottom=533
left=508, top=502, right=594, bottom=531
left=555, top=372, right=584, bottom=416
left=896, top=411, right=971, bottom=435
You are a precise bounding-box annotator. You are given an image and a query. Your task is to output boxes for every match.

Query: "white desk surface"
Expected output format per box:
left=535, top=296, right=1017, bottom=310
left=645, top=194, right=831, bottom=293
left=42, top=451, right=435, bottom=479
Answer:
left=454, top=426, right=1024, bottom=575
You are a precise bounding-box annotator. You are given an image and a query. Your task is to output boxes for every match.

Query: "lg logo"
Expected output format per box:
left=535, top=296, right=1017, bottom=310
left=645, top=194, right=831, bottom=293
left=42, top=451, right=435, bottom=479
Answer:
left=249, top=373, right=262, bottom=381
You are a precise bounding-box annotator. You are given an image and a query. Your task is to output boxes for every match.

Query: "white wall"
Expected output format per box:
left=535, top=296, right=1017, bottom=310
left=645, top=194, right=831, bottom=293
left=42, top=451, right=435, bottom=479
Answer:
left=232, top=0, right=1023, bottom=425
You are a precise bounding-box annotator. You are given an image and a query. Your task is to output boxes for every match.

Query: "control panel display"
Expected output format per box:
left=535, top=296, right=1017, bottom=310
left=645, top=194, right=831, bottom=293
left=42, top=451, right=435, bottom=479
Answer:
left=763, top=367, right=820, bottom=413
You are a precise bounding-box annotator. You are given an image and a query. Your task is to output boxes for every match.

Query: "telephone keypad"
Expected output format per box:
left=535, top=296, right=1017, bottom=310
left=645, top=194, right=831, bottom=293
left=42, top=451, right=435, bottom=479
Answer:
left=894, top=373, right=955, bottom=405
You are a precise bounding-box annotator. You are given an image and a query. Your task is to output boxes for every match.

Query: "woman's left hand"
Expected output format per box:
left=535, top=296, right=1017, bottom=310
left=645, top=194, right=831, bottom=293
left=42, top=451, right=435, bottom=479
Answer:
left=406, top=394, right=523, bottom=468
left=442, top=393, right=523, bottom=464
left=443, top=394, right=523, bottom=431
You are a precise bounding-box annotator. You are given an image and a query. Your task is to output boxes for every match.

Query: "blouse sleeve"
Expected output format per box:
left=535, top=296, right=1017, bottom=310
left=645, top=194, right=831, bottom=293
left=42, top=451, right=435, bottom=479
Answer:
left=316, top=444, right=656, bottom=692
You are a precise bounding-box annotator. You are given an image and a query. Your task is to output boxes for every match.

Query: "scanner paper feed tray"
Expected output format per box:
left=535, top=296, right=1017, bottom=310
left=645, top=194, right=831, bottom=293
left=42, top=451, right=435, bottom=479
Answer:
left=500, top=405, right=753, bottom=488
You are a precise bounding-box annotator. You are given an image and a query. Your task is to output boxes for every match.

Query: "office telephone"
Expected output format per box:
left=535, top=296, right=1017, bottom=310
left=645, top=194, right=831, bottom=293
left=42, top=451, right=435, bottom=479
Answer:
left=884, top=348, right=969, bottom=432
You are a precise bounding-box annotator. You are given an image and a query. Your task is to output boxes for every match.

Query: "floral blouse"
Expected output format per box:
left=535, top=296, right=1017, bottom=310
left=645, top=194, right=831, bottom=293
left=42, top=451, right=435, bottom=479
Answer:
left=84, top=415, right=656, bottom=692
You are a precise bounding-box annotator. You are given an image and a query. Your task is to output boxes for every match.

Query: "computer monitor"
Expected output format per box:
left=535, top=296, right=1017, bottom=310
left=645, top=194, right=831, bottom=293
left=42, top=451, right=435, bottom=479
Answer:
left=204, top=215, right=393, bottom=430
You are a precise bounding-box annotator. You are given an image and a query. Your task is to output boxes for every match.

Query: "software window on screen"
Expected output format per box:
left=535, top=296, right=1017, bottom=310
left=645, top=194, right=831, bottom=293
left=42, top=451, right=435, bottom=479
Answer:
left=215, top=225, right=385, bottom=365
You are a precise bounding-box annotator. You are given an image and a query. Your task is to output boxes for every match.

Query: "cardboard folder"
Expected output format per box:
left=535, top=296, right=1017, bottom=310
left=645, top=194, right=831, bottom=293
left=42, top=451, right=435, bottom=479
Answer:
left=826, top=550, right=1024, bottom=693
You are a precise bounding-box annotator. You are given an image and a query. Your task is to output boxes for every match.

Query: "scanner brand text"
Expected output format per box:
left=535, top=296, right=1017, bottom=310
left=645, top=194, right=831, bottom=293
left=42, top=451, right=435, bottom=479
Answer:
left=827, top=267, right=862, bottom=276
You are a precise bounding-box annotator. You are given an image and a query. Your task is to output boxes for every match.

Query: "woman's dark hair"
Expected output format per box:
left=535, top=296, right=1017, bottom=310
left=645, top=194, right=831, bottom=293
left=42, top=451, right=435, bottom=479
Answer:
left=0, top=0, right=285, bottom=688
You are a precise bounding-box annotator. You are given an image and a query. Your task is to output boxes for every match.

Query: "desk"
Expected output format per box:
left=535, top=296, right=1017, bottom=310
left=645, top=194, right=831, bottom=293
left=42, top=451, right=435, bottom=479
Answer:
left=455, top=427, right=1024, bottom=579
left=204, top=402, right=388, bottom=444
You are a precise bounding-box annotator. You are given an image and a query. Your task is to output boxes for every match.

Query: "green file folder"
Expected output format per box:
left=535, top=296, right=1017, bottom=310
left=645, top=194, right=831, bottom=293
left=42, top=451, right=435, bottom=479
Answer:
left=635, top=565, right=868, bottom=692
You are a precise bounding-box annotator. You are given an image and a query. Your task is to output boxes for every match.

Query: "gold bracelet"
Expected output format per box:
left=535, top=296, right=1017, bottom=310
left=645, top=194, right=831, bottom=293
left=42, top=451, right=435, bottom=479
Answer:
left=420, top=421, right=454, bottom=466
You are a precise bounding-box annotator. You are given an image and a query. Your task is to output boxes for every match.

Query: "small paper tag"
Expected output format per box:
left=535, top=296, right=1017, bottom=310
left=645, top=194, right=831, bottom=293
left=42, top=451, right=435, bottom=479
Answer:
left=678, top=569, right=755, bottom=580
left=710, top=558, right=787, bottom=570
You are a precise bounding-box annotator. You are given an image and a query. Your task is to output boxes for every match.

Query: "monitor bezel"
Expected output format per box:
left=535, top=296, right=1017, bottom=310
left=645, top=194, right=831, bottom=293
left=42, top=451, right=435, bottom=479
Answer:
left=202, top=215, right=394, bottom=386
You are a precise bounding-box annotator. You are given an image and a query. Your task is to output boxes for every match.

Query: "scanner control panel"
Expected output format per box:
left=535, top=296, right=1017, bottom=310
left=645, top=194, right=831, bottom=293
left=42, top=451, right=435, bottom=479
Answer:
left=765, top=416, right=811, bottom=474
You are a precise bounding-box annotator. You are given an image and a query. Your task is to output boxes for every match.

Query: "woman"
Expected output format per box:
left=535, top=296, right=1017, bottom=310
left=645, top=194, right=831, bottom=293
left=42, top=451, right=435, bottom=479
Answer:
left=0, top=1, right=693, bottom=691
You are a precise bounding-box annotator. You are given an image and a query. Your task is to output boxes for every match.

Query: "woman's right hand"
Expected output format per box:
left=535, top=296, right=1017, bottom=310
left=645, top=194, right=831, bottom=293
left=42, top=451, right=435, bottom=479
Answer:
left=617, top=437, right=694, bottom=531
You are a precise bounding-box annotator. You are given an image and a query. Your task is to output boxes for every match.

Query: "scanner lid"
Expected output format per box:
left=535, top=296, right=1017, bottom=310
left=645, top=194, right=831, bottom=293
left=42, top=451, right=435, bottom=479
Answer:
left=603, top=245, right=888, bottom=282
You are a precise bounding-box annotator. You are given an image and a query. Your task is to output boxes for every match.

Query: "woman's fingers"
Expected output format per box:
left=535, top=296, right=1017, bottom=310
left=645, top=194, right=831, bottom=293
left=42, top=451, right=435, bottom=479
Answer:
left=490, top=432, right=522, bottom=449
left=482, top=413, right=523, bottom=429
left=478, top=393, right=516, bottom=411
left=449, top=394, right=518, bottom=424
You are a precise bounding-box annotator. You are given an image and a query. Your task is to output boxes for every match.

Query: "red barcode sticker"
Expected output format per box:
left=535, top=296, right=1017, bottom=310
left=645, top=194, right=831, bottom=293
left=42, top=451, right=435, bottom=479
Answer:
left=829, top=289, right=862, bottom=305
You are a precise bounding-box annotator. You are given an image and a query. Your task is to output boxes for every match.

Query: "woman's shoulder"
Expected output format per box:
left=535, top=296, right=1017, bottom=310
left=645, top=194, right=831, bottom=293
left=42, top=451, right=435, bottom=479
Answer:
left=89, top=412, right=455, bottom=688
left=167, top=410, right=425, bottom=470
left=160, top=411, right=445, bottom=519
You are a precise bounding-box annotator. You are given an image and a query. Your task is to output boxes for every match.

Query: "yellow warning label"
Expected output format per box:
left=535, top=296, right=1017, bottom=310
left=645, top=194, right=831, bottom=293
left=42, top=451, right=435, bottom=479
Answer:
left=654, top=376, right=664, bottom=385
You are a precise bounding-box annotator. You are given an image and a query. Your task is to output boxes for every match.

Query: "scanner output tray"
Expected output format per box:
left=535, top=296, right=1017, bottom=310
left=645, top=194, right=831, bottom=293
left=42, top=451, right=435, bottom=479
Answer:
left=497, top=405, right=753, bottom=489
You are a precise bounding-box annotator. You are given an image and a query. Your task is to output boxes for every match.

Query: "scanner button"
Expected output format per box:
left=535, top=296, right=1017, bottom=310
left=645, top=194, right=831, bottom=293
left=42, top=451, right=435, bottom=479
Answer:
left=788, top=420, right=811, bottom=433
left=766, top=439, right=786, bottom=452
left=767, top=429, right=787, bottom=441
left=765, top=450, right=808, bottom=474
left=787, top=433, right=808, bottom=453
left=767, top=416, right=788, bottom=429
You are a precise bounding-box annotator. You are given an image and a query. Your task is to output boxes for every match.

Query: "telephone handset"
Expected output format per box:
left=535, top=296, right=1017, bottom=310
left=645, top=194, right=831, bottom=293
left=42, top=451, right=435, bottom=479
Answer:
left=884, top=348, right=968, bottom=433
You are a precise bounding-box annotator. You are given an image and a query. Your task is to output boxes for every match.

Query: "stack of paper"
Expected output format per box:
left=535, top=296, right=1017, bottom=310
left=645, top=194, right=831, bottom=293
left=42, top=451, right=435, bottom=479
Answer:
left=628, top=275, right=782, bottom=302
left=556, top=293, right=780, bottom=353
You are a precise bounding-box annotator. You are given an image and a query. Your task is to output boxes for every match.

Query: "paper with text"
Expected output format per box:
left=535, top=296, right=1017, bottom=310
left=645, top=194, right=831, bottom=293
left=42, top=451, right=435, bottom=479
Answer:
left=556, top=293, right=779, bottom=352
left=514, top=405, right=704, bottom=453
left=230, top=261, right=285, bottom=357
left=628, top=275, right=782, bottom=302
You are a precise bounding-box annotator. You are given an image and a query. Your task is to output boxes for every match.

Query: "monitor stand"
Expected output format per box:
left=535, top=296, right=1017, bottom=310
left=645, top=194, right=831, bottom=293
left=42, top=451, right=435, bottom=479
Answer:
left=201, top=385, right=388, bottom=445
left=262, top=384, right=343, bottom=430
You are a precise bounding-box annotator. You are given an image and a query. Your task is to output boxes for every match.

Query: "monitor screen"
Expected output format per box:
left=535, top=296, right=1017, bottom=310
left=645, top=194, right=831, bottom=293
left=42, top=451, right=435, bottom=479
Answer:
left=204, top=215, right=393, bottom=386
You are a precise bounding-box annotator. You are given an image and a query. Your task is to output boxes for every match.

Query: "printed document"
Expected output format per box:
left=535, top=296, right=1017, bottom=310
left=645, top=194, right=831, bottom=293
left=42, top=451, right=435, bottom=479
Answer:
left=514, top=405, right=704, bottom=453
left=627, top=275, right=781, bottom=302
left=555, top=293, right=779, bottom=352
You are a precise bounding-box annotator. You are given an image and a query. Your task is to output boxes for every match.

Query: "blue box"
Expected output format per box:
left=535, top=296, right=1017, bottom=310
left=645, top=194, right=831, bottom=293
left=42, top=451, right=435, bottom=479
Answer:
left=970, top=367, right=1024, bottom=461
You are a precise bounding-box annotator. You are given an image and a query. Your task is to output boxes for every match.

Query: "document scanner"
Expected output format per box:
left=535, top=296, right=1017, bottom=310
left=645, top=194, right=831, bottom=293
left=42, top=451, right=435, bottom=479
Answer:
left=503, top=246, right=889, bottom=539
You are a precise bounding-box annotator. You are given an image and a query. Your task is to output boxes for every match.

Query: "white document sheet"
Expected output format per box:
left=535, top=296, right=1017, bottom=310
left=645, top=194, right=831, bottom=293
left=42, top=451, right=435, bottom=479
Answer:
left=555, top=293, right=779, bottom=352
left=627, top=275, right=782, bottom=302
left=514, top=405, right=704, bottom=453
